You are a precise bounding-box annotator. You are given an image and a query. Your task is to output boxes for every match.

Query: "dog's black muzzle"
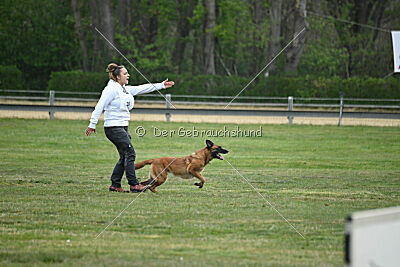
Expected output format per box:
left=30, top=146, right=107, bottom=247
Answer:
left=214, top=148, right=229, bottom=160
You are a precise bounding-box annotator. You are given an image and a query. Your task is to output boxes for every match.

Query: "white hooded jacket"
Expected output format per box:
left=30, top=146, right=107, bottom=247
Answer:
left=88, top=79, right=165, bottom=128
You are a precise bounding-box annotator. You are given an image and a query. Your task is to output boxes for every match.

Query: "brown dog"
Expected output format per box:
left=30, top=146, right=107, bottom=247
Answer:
left=135, top=140, right=229, bottom=193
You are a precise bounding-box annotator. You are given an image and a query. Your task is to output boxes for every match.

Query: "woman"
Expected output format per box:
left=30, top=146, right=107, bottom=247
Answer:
left=85, top=63, right=174, bottom=192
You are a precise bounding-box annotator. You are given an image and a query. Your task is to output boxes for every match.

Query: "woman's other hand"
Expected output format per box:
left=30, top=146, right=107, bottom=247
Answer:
left=163, top=78, right=175, bottom=88
left=85, top=127, right=96, bottom=136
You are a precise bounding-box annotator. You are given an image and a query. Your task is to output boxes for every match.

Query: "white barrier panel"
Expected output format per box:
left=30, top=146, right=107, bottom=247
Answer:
left=345, top=206, right=400, bottom=267
left=392, top=31, right=400, bottom=73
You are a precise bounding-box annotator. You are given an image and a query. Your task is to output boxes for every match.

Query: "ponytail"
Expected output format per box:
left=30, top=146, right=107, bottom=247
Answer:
left=106, top=63, right=125, bottom=81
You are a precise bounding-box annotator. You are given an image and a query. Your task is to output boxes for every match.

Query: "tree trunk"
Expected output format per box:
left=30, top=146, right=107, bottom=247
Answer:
left=314, top=0, right=323, bottom=14
left=126, top=0, right=132, bottom=33
left=191, top=30, right=199, bottom=75
left=90, top=0, right=101, bottom=71
left=101, top=0, right=115, bottom=58
left=204, top=0, right=216, bottom=74
left=371, top=1, right=386, bottom=42
left=118, top=0, right=128, bottom=27
left=252, top=0, right=264, bottom=75
left=71, top=0, right=89, bottom=71
left=284, top=0, right=307, bottom=73
left=173, top=0, right=195, bottom=73
left=147, top=9, right=159, bottom=45
left=266, top=0, right=282, bottom=76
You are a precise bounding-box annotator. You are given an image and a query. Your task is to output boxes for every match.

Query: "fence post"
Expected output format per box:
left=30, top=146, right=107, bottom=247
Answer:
left=166, top=94, right=171, bottom=122
left=49, top=90, right=55, bottom=120
left=288, top=96, right=293, bottom=125
left=338, top=92, right=344, bottom=127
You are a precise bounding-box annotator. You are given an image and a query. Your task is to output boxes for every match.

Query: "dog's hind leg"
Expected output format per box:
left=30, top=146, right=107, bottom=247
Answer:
left=140, top=178, right=153, bottom=186
left=140, top=174, right=155, bottom=186
left=148, top=166, right=168, bottom=193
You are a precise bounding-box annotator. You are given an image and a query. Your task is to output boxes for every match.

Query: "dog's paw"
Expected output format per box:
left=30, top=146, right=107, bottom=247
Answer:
left=194, top=182, right=203, bottom=188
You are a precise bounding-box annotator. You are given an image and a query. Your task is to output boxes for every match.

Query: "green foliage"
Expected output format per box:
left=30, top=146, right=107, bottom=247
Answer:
left=214, top=0, right=269, bottom=76
left=48, top=70, right=400, bottom=99
left=251, top=75, right=400, bottom=98
left=342, top=77, right=400, bottom=99
left=298, top=38, right=348, bottom=78
left=47, top=71, right=108, bottom=93
left=177, top=74, right=400, bottom=99
left=0, top=0, right=79, bottom=90
left=325, top=0, right=396, bottom=77
left=1, top=0, right=399, bottom=92
left=114, top=0, right=177, bottom=76
left=188, top=0, right=206, bottom=27
left=0, top=65, right=23, bottom=90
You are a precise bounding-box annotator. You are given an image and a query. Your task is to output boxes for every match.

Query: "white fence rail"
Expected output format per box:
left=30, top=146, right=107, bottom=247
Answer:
left=1, top=90, right=399, bottom=125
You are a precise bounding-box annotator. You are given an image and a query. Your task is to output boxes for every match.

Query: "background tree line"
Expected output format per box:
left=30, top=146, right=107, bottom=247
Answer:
left=1, top=0, right=399, bottom=96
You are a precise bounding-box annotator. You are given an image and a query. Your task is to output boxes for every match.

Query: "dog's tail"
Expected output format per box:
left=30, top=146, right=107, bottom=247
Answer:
left=134, top=159, right=154, bottom=170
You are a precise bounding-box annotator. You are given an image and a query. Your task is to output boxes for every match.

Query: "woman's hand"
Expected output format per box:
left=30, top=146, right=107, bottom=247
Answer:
left=85, top=127, right=96, bottom=136
left=163, top=78, right=175, bottom=88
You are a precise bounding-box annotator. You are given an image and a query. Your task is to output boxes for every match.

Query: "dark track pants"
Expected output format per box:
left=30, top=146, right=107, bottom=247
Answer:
left=104, top=126, right=138, bottom=187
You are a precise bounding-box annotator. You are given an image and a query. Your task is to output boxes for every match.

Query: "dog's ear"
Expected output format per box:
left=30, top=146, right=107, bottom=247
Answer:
left=206, top=140, right=214, bottom=149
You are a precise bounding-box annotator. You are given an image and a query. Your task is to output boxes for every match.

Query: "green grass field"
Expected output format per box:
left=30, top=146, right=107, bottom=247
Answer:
left=0, top=118, right=399, bottom=266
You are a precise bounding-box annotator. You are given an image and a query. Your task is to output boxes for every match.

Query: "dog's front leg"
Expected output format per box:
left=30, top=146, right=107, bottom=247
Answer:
left=191, top=171, right=205, bottom=188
